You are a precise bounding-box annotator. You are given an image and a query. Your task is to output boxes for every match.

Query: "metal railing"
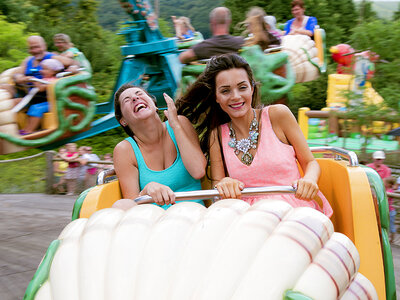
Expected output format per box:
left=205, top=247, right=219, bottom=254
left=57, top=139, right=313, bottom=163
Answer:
left=133, top=186, right=296, bottom=204
left=310, top=147, right=359, bottom=167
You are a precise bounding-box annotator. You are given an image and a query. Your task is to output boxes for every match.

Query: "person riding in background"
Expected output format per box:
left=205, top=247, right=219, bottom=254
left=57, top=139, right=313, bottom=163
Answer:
left=12, top=36, right=77, bottom=94
left=284, top=0, right=317, bottom=37
left=176, top=53, right=332, bottom=217
left=242, top=7, right=281, bottom=51
left=179, top=7, right=244, bottom=64
left=264, top=15, right=282, bottom=44
left=111, top=84, right=206, bottom=210
left=18, top=58, right=64, bottom=135
left=172, top=16, right=195, bottom=40
left=53, top=33, right=92, bottom=73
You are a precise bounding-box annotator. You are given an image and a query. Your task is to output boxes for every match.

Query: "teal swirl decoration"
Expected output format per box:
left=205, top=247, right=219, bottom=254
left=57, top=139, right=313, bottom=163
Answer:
left=0, top=72, right=97, bottom=147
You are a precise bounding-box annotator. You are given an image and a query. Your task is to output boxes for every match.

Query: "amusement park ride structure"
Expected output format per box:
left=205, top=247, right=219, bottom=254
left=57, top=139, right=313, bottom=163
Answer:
left=0, top=0, right=327, bottom=154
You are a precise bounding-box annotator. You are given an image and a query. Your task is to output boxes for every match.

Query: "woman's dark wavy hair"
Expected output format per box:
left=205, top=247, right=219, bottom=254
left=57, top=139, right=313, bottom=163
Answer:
left=175, top=53, right=260, bottom=158
left=114, top=83, right=157, bottom=137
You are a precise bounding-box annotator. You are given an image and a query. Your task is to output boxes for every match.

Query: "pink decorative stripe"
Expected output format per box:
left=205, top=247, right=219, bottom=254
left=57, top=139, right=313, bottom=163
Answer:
left=280, top=232, right=312, bottom=262
left=331, top=239, right=357, bottom=275
left=286, top=219, right=324, bottom=247
left=347, top=287, right=362, bottom=300
left=314, top=262, right=339, bottom=298
left=262, top=210, right=282, bottom=221
left=353, top=279, right=373, bottom=300
left=325, top=247, right=351, bottom=282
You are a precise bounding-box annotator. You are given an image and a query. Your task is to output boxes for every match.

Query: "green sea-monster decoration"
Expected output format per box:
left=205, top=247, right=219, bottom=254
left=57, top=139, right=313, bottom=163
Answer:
left=71, top=186, right=94, bottom=221
left=240, top=45, right=295, bottom=104
left=0, top=72, right=97, bottom=147
left=284, top=290, right=313, bottom=300
left=23, top=239, right=60, bottom=300
left=177, top=45, right=295, bottom=104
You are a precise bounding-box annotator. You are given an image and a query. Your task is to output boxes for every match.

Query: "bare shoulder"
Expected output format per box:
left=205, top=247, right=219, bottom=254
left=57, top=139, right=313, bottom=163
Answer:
left=114, top=139, right=138, bottom=168
left=114, top=139, right=133, bottom=157
left=20, top=57, right=30, bottom=68
left=268, top=104, right=292, bottom=116
left=268, top=104, right=296, bottom=124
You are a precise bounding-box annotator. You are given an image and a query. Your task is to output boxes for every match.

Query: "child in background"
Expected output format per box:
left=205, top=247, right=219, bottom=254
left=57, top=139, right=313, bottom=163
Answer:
left=19, top=58, right=64, bottom=135
left=384, top=176, right=397, bottom=243
left=172, top=16, right=195, bottom=40
left=53, top=148, right=68, bottom=193
left=61, top=143, right=80, bottom=196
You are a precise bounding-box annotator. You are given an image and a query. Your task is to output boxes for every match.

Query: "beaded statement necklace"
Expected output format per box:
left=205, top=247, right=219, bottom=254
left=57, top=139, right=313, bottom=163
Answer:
left=228, top=109, right=259, bottom=166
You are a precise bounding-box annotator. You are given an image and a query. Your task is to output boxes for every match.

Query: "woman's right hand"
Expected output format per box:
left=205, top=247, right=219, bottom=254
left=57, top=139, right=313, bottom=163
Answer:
left=214, top=177, right=244, bottom=199
left=140, top=182, right=176, bottom=206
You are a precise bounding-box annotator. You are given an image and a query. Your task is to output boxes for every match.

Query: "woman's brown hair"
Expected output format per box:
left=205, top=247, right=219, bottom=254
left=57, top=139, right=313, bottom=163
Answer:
left=291, top=0, right=305, bottom=9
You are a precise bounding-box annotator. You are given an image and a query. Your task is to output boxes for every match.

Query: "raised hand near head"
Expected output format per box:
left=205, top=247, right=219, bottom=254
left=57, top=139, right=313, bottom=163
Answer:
left=163, top=93, right=180, bottom=129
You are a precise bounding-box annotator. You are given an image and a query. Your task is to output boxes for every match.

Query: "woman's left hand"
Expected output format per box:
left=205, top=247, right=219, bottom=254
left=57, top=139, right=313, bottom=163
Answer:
left=293, top=178, right=319, bottom=200
left=163, top=93, right=180, bottom=128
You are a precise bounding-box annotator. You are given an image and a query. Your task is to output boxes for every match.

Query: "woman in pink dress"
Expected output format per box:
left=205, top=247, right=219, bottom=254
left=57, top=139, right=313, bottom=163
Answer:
left=176, top=53, right=332, bottom=217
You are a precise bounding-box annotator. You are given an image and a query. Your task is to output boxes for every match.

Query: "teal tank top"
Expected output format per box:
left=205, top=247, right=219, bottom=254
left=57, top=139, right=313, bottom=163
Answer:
left=125, top=121, right=203, bottom=209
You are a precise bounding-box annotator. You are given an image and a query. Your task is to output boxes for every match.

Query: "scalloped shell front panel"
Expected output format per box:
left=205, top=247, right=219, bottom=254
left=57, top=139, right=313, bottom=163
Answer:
left=33, top=199, right=377, bottom=300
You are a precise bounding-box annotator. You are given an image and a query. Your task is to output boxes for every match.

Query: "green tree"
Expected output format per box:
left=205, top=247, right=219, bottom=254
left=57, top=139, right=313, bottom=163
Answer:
left=0, top=0, right=36, bottom=23
left=28, top=0, right=72, bottom=42
left=97, top=0, right=130, bottom=32
left=349, top=19, right=400, bottom=111
left=66, top=0, right=123, bottom=102
left=357, top=0, right=377, bottom=23
left=0, top=16, right=31, bottom=72
left=158, top=18, right=174, bottom=37
left=159, top=0, right=223, bottom=38
left=393, top=3, right=400, bottom=21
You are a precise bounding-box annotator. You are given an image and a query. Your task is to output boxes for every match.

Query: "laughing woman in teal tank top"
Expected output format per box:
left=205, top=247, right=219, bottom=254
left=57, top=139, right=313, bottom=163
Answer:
left=112, top=83, right=206, bottom=210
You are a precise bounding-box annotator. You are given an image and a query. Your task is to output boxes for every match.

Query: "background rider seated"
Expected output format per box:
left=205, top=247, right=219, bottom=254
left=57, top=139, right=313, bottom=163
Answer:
left=172, top=16, right=195, bottom=40
left=17, top=59, right=64, bottom=135
left=284, top=0, right=317, bottom=38
left=178, top=7, right=244, bottom=64
left=11, top=35, right=77, bottom=99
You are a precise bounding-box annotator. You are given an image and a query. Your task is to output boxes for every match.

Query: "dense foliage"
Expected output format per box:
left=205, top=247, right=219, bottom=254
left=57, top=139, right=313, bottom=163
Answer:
left=158, top=0, right=224, bottom=39
left=0, top=16, right=30, bottom=71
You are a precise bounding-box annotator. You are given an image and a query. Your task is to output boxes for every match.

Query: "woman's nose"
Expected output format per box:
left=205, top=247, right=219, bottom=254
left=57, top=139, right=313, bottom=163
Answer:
left=232, top=88, right=240, bottom=99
